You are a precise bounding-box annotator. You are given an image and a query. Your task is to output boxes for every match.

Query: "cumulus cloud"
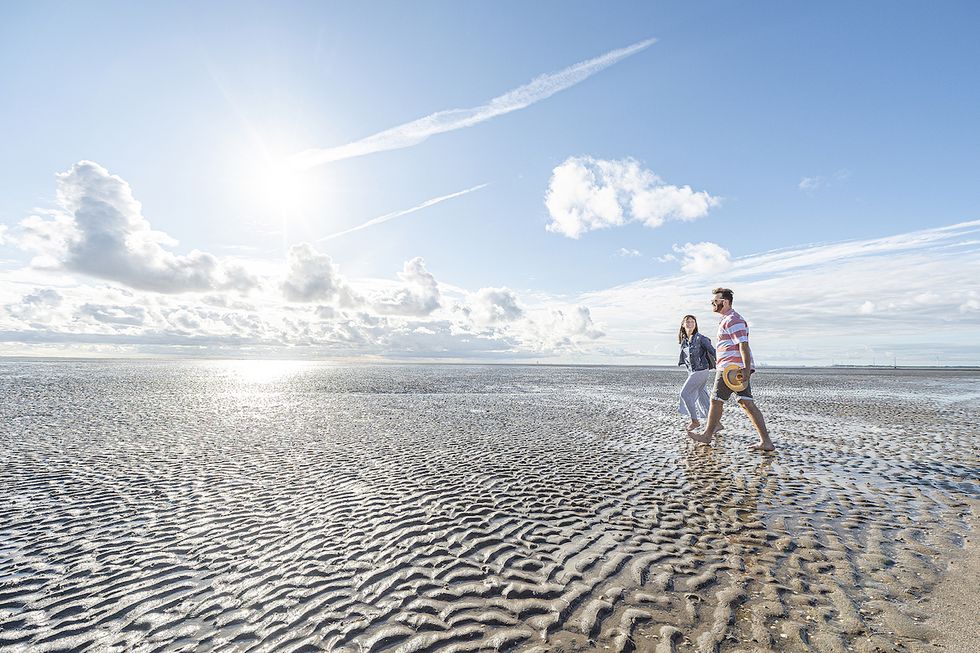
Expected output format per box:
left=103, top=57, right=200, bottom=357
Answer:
left=616, top=248, right=641, bottom=258
left=314, top=305, right=337, bottom=320
left=467, top=287, right=525, bottom=326
left=672, top=242, right=732, bottom=275
left=16, top=161, right=259, bottom=294
left=371, top=257, right=442, bottom=316
left=281, top=247, right=444, bottom=317
left=528, top=306, right=605, bottom=351
left=545, top=157, right=719, bottom=238
left=7, top=161, right=974, bottom=365
left=167, top=308, right=203, bottom=332
left=24, top=288, right=62, bottom=307
left=5, top=288, right=65, bottom=326
left=281, top=243, right=351, bottom=303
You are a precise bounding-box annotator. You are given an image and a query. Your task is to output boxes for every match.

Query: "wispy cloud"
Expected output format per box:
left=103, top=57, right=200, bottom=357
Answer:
left=616, top=248, right=642, bottom=258
left=799, top=168, right=851, bottom=192
left=798, top=176, right=823, bottom=191
left=289, top=38, right=656, bottom=169
left=581, top=220, right=980, bottom=365
left=316, top=183, right=488, bottom=242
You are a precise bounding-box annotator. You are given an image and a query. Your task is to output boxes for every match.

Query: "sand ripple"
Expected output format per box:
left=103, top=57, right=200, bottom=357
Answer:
left=1, top=362, right=977, bottom=652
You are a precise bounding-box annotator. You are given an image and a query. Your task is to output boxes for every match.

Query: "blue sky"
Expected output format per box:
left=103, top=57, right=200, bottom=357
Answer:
left=1, top=2, right=979, bottom=364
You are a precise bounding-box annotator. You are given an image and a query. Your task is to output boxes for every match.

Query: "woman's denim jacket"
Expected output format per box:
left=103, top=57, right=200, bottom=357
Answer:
left=678, top=332, right=716, bottom=372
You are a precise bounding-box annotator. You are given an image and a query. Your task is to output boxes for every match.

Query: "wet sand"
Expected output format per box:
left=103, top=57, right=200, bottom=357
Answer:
left=922, top=502, right=978, bottom=653
left=0, top=362, right=977, bottom=652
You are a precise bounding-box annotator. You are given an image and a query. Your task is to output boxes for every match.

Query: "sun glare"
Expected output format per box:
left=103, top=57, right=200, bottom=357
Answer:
left=251, top=155, right=313, bottom=215
left=225, top=359, right=312, bottom=384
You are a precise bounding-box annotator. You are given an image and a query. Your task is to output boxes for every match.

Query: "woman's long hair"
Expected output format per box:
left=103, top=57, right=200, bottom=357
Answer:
left=678, top=315, right=698, bottom=344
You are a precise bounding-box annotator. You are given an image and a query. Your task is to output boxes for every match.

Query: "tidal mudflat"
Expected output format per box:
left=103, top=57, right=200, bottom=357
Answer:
left=1, top=361, right=977, bottom=653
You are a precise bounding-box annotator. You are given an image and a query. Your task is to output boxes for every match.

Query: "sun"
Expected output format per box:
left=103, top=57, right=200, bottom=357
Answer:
left=250, top=153, right=313, bottom=216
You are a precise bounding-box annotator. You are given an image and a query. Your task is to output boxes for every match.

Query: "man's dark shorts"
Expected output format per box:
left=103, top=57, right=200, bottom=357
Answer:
left=711, top=370, right=754, bottom=403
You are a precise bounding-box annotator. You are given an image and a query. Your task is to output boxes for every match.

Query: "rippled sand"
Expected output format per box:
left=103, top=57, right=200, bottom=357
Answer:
left=1, top=361, right=977, bottom=653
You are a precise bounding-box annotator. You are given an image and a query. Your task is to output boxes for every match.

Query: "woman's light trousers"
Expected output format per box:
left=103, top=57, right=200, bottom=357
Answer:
left=678, top=368, right=713, bottom=420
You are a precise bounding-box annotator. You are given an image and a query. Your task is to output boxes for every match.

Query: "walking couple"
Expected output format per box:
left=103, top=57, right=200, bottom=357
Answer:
left=677, top=287, right=775, bottom=452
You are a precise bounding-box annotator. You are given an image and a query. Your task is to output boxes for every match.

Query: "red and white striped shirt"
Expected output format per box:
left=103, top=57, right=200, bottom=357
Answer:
left=716, top=309, right=755, bottom=370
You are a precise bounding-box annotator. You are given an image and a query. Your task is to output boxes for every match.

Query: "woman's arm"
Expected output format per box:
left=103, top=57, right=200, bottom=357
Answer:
left=702, top=334, right=717, bottom=369
left=701, top=333, right=716, bottom=356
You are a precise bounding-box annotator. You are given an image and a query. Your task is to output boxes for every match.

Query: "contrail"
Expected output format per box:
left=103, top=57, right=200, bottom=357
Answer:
left=315, top=183, right=489, bottom=242
left=290, top=38, right=656, bottom=170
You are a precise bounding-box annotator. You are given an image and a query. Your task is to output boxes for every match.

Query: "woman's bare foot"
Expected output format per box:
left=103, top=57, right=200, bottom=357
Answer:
left=686, top=420, right=700, bottom=431
left=714, top=423, right=725, bottom=433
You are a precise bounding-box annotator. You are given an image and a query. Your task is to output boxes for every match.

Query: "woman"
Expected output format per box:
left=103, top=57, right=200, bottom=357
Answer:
left=677, top=315, right=719, bottom=431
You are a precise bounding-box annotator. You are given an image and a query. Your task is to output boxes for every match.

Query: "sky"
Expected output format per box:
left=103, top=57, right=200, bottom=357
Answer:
left=1, top=1, right=979, bottom=365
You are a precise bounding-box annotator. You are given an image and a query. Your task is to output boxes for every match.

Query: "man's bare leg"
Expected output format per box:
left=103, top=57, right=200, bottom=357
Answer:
left=687, top=399, right=724, bottom=444
left=739, top=400, right=775, bottom=451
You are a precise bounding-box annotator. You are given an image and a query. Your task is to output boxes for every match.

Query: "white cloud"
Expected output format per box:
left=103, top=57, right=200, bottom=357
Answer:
left=616, top=248, right=641, bottom=258
left=78, top=303, right=146, bottom=326
left=16, top=161, right=259, bottom=294
left=290, top=38, right=656, bottom=169
left=4, top=288, right=65, bottom=326
left=800, top=169, right=850, bottom=192
left=167, top=308, right=203, bottom=332
left=858, top=301, right=876, bottom=315
left=960, top=292, right=980, bottom=313
left=799, top=176, right=824, bottom=191
left=371, top=257, right=441, bottom=316
left=467, top=287, right=525, bottom=326
left=5, top=207, right=979, bottom=365
left=524, top=306, right=605, bottom=351
left=672, top=242, right=732, bottom=276
left=582, top=220, right=980, bottom=365
left=281, top=243, right=350, bottom=303
left=545, top=157, right=719, bottom=238
left=317, top=184, right=488, bottom=242
left=24, top=288, right=62, bottom=306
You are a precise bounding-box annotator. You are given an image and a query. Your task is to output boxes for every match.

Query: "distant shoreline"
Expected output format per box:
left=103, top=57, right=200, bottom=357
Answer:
left=0, top=356, right=977, bottom=371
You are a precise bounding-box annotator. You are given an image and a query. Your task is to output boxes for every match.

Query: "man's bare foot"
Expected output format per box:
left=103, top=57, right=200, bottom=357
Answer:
left=687, top=429, right=713, bottom=445
left=749, top=440, right=775, bottom=452
left=686, top=421, right=700, bottom=431
left=714, top=423, right=725, bottom=433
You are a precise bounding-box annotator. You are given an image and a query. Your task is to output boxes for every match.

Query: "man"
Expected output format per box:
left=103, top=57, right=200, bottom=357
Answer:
left=687, top=287, right=775, bottom=452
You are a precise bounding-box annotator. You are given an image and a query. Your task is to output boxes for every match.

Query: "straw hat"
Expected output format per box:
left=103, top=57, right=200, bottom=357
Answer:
left=721, top=364, right=749, bottom=392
